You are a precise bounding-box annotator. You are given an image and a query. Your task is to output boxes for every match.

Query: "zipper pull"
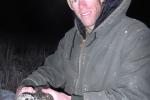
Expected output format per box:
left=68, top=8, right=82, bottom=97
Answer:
left=80, top=39, right=86, bottom=48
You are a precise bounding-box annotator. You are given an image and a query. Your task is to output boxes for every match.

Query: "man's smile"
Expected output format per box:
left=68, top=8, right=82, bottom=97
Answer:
left=80, top=11, right=91, bottom=16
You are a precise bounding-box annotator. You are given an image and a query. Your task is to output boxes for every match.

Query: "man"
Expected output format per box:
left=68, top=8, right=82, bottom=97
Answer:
left=16, top=0, right=150, bottom=100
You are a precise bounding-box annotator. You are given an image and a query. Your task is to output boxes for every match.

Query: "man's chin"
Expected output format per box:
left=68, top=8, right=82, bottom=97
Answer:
left=83, top=23, right=95, bottom=29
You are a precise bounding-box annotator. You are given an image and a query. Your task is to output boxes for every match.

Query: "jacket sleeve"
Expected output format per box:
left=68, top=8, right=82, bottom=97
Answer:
left=21, top=35, right=66, bottom=88
left=83, top=28, right=150, bottom=100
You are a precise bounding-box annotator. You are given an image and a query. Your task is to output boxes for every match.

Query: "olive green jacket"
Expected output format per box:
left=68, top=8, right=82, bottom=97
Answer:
left=21, top=0, right=150, bottom=99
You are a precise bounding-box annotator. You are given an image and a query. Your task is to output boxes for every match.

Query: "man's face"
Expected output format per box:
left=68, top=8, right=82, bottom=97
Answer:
left=68, top=0, right=103, bottom=28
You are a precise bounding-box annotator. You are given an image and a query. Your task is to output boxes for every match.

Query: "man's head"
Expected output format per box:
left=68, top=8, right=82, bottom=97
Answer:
left=67, top=0, right=105, bottom=29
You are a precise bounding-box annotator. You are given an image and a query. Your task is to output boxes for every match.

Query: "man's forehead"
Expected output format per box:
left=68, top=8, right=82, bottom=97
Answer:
left=67, top=0, right=104, bottom=8
left=68, top=0, right=103, bottom=2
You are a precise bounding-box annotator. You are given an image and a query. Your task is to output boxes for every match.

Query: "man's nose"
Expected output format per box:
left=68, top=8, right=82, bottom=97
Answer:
left=79, top=0, right=87, bottom=9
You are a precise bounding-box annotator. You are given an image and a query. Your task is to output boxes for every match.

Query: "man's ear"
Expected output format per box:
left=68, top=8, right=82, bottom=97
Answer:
left=67, top=0, right=73, bottom=10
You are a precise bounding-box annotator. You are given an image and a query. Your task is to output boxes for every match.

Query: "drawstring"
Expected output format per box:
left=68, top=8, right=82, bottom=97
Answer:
left=69, top=30, right=77, bottom=60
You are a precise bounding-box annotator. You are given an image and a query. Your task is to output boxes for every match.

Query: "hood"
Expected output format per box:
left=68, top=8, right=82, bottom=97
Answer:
left=75, top=0, right=131, bottom=39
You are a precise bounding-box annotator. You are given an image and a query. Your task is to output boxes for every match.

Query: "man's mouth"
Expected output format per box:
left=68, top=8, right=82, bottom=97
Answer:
left=81, top=11, right=91, bottom=16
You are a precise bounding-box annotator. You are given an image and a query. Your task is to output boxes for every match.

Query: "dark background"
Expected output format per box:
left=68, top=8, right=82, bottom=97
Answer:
left=0, top=0, right=149, bottom=48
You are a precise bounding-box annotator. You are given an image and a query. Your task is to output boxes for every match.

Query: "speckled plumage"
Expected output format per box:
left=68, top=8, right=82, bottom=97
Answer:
left=16, top=86, right=54, bottom=100
left=16, top=92, right=54, bottom=100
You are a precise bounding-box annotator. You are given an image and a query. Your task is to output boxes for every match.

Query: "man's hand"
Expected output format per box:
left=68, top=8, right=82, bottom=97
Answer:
left=16, top=86, right=36, bottom=96
left=16, top=86, right=71, bottom=100
left=42, top=88, right=71, bottom=100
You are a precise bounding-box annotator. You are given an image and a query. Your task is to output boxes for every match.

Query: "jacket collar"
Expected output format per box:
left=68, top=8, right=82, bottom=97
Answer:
left=93, top=0, right=131, bottom=35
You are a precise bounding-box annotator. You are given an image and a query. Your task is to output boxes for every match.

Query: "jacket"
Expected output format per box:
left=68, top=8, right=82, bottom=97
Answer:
left=21, top=0, right=150, bottom=99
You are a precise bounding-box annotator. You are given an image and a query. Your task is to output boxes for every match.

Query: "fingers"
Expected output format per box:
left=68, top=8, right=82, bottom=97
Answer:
left=16, top=86, right=36, bottom=96
left=42, top=88, right=71, bottom=100
left=42, top=88, right=56, bottom=93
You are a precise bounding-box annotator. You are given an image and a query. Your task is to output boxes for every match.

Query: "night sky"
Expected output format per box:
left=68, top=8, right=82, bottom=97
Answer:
left=0, top=0, right=149, bottom=47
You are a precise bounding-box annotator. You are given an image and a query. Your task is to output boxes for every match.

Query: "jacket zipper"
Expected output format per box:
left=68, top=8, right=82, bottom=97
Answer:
left=75, top=39, right=86, bottom=93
